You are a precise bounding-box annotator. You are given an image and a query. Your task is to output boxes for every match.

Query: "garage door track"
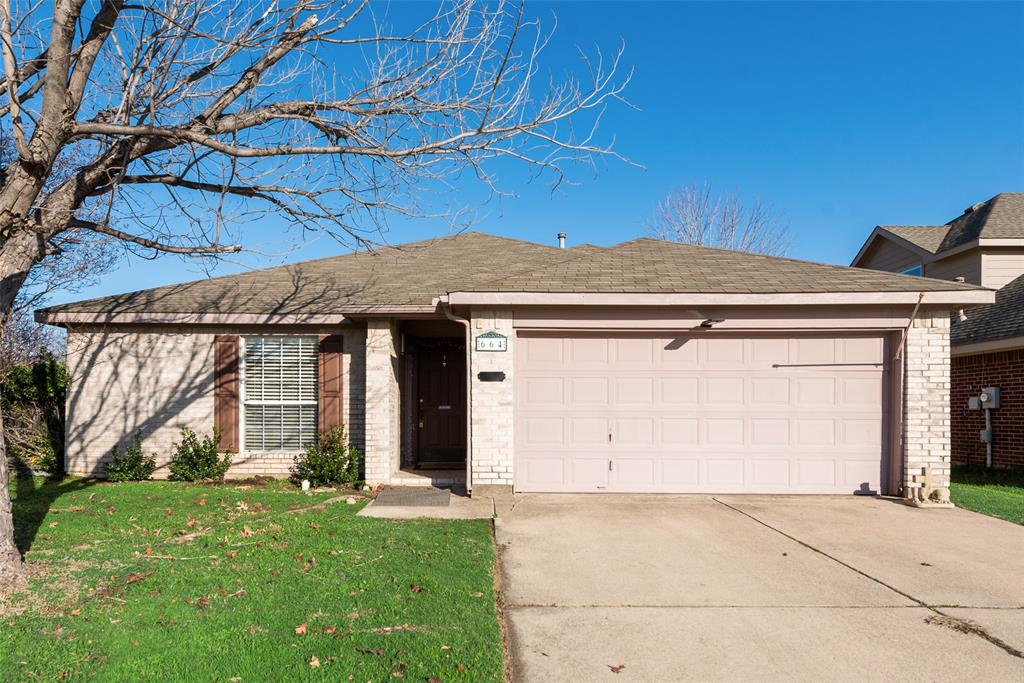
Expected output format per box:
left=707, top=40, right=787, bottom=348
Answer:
left=495, top=495, right=1024, bottom=682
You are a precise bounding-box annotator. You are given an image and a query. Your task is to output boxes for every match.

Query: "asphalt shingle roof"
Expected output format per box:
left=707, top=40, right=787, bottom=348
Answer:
left=40, top=232, right=983, bottom=318
left=877, top=226, right=948, bottom=254
left=456, top=238, right=983, bottom=294
left=952, top=273, right=1024, bottom=347
left=878, top=193, right=1024, bottom=256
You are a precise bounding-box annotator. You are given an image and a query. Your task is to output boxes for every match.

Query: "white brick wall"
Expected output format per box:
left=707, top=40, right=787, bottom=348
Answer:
left=469, top=309, right=515, bottom=488
left=363, top=320, right=400, bottom=484
left=65, top=324, right=363, bottom=479
left=903, top=312, right=952, bottom=494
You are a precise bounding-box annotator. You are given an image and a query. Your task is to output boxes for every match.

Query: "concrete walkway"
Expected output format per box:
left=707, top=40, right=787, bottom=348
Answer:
left=495, top=495, right=1024, bottom=682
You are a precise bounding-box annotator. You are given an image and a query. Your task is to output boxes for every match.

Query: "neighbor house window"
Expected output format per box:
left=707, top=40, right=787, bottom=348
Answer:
left=901, top=265, right=923, bottom=276
left=242, top=336, right=318, bottom=451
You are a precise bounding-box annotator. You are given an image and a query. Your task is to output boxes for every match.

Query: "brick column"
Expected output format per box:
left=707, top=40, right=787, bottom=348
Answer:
left=903, top=312, right=952, bottom=496
left=364, top=320, right=399, bottom=485
left=469, top=309, right=515, bottom=492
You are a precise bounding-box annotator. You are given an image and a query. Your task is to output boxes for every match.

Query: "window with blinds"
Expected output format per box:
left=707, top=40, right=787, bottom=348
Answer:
left=242, top=336, right=318, bottom=452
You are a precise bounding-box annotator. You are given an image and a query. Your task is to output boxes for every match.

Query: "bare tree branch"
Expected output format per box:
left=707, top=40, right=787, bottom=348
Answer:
left=648, top=183, right=791, bottom=256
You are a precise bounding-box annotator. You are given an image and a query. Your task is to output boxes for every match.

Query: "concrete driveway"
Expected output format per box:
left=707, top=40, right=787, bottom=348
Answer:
left=495, top=495, right=1024, bottom=682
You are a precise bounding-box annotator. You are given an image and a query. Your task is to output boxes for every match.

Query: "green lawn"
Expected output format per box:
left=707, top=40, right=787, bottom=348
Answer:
left=0, top=477, right=504, bottom=682
left=950, top=466, right=1024, bottom=524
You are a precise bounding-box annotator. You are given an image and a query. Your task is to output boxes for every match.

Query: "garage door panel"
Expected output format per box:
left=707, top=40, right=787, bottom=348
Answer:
left=661, top=418, right=699, bottom=445
left=705, top=376, right=745, bottom=405
left=661, top=377, right=700, bottom=403
left=614, top=376, right=654, bottom=404
left=569, top=377, right=609, bottom=404
left=569, top=417, right=608, bottom=445
left=524, top=376, right=563, bottom=406
left=704, top=418, right=745, bottom=445
left=569, top=337, right=608, bottom=364
left=750, top=459, right=791, bottom=488
left=516, top=334, right=887, bottom=494
left=706, top=459, right=745, bottom=487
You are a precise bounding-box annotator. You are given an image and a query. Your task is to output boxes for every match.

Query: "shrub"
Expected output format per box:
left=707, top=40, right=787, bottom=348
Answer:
left=168, top=428, right=232, bottom=482
left=291, top=427, right=362, bottom=488
left=1, top=350, right=68, bottom=474
left=106, top=432, right=157, bottom=482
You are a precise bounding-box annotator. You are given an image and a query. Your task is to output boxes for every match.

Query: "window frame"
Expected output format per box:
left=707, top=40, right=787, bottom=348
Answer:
left=239, top=335, right=319, bottom=453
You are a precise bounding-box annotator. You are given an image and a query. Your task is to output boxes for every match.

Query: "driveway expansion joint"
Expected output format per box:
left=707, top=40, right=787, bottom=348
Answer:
left=712, top=497, right=1024, bottom=661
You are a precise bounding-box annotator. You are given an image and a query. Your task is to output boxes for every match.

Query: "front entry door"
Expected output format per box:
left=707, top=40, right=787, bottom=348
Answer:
left=416, top=341, right=466, bottom=468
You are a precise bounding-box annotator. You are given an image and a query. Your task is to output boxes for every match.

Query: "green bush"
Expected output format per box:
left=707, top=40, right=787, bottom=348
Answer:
left=291, top=427, right=362, bottom=488
left=105, top=432, right=157, bottom=482
left=1, top=350, right=67, bottom=474
left=168, top=428, right=232, bottom=482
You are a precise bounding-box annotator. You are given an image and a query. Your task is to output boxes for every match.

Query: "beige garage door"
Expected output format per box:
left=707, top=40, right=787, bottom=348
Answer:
left=515, top=334, right=890, bottom=494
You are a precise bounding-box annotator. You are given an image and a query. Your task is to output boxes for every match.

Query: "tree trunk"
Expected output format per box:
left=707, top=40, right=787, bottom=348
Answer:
left=0, top=405, right=26, bottom=597
left=0, top=230, right=45, bottom=598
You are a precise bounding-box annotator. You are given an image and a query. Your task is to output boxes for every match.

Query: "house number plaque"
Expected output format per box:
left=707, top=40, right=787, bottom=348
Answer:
left=475, top=331, right=508, bottom=352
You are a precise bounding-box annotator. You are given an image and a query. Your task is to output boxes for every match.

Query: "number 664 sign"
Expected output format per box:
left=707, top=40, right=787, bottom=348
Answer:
left=475, top=331, right=508, bottom=352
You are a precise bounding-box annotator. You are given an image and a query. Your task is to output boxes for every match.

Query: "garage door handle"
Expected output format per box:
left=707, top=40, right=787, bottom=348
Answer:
left=608, top=460, right=613, bottom=471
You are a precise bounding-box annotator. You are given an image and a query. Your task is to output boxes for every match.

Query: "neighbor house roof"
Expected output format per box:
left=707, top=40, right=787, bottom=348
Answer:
left=952, top=273, right=1024, bottom=349
left=875, top=225, right=948, bottom=254
left=854, top=193, right=1024, bottom=265
left=38, top=231, right=992, bottom=324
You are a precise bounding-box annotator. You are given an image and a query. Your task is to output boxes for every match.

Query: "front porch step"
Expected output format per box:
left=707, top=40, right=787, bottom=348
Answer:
left=389, top=469, right=466, bottom=488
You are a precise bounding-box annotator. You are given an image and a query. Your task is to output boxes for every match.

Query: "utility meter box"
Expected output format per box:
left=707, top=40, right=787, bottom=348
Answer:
left=968, top=396, right=981, bottom=410
left=979, top=387, right=1001, bottom=410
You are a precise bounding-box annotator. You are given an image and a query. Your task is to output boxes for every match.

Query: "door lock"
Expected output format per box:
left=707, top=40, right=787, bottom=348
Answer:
left=418, top=420, right=424, bottom=429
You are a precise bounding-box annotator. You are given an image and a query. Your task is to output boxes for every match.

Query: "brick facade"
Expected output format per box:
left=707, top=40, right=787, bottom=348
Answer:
left=951, top=348, right=1024, bottom=469
left=468, top=309, right=515, bottom=489
left=363, top=320, right=400, bottom=483
left=63, top=310, right=960, bottom=496
left=903, top=313, right=952, bottom=494
left=65, top=324, right=363, bottom=479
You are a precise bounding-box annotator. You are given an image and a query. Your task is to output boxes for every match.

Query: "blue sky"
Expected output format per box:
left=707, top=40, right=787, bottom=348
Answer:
left=52, top=1, right=1024, bottom=306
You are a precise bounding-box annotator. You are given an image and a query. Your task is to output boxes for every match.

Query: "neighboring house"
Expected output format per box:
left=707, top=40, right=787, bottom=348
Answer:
left=38, top=232, right=992, bottom=498
left=851, top=192, right=1024, bottom=469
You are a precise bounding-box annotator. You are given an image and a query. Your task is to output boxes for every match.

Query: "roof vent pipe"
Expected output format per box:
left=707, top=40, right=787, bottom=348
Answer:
left=557, top=232, right=566, bottom=249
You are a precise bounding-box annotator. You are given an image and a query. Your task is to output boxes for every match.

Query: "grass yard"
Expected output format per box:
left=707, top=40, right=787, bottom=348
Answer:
left=0, top=477, right=504, bottom=682
left=950, top=465, right=1024, bottom=525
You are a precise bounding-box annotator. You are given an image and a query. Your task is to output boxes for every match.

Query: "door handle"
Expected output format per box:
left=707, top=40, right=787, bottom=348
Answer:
left=418, top=420, right=424, bottom=429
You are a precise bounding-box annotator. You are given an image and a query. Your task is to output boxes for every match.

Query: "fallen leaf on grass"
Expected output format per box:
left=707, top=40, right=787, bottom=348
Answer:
left=124, top=572, right=151, bottom=585
left=409, top=584, right=423, bottom=593
left=427, top=677, right=442, bottom=683
left=322, top=625, right=336, bottom=635
left=355, top=648, right=385, bottom=655
left=440, top=645, right=450, bottom=650
left=236, top=501, right=249, bottom=511
left=197, top=498, right=207, bottom=507
left=392, top=662, right=407, bottom=677
left=70, top=609, right=80, bottom=617
left=294, top=623, right=308, bottom=636
left=48, top=522, right=58, bottom=528
left=309, top=655, right=320, bottom=668
left=301, top=557, right=316, bottom=573
left=227, top=550, right=238, bottom=558
left=471, top=592, right=483, bottom=598
left=143, top=547, right=153, bottom=557
left=195, top=596, right=211, bottom=610
left=240, top=526, right=255, bottom=538
left=608, top=664, right=625, bottom=674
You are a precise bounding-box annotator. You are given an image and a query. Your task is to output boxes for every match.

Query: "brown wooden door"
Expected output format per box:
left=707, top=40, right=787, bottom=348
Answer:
left=416, top=343, right=466, bottom=467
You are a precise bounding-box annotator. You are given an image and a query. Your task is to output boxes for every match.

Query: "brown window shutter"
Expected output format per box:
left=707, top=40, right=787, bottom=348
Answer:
left=213, top=335, right=240, bottom=452
left=318, top=335, right=345, bottom=433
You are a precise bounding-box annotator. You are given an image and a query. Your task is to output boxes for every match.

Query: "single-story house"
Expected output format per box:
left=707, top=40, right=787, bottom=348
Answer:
left=851, top=192, right=1024, bottom=469
left=37, top=232, right=994, bottom=498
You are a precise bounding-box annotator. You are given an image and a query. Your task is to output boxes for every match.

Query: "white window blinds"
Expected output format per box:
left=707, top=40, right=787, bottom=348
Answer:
left=242, top=336, right=318, bottom=451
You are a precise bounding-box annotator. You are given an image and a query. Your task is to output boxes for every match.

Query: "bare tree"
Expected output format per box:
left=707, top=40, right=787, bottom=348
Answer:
left=0, top=0, right=630, bottom=594
left=648, top=183, right=790, bottom=256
